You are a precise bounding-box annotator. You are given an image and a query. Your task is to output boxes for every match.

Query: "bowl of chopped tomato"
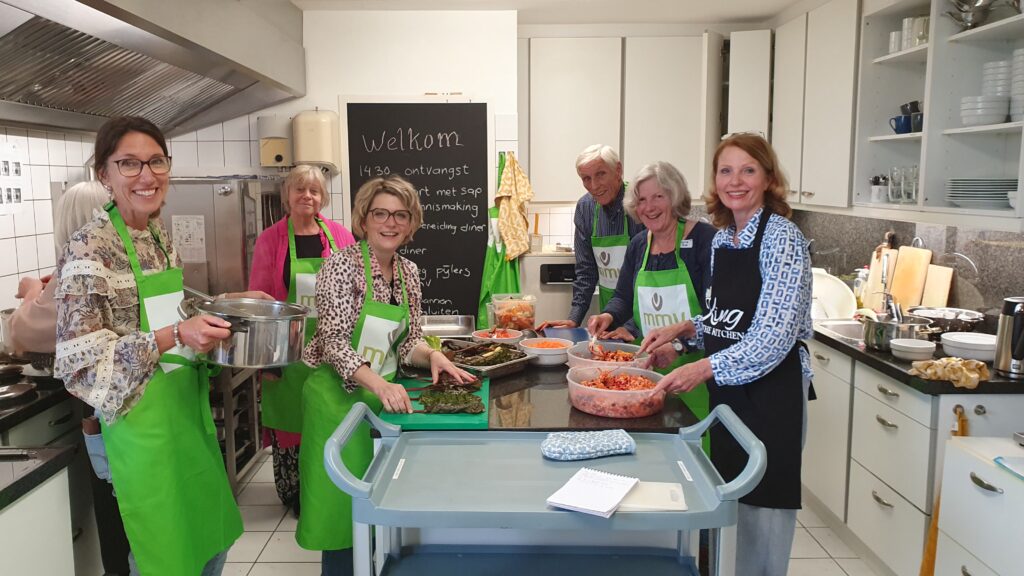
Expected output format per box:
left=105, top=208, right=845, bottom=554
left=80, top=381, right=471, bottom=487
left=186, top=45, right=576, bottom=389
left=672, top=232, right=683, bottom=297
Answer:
left=566, top=341, right=647, bottom=369
left=472, top=328, right=523, bottom=345
left=566, top=366, right=665, bottom=418
left=518, top=337, right=573, bottom=365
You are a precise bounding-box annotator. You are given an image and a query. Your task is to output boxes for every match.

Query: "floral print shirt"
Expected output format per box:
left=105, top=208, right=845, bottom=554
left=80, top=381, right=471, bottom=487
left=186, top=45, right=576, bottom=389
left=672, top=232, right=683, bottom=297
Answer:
left=301, top=242, right=424, bottom=392
left=54, top=210, right=176, bottom=423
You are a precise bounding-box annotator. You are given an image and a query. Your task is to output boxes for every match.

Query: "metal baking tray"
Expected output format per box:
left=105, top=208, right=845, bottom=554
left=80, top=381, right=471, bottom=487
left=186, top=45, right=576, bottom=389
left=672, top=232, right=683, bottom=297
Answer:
left=421, top=315, right=475, bottom=338
left=442, top=339, right=534, bottom=379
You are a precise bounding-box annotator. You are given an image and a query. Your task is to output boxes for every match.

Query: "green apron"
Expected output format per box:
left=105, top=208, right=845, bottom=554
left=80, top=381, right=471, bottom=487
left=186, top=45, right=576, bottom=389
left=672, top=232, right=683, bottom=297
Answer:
left=100, top=203, right=242, bottom=575
left=631, top=221, right=710, bottom=448
left=297, top=241, right=409, bottom=551
left=261, top=217, right=339, bottom=432
left=477, top=153, right=520, bottom=329
left=591, top=202, right=631, bottom=310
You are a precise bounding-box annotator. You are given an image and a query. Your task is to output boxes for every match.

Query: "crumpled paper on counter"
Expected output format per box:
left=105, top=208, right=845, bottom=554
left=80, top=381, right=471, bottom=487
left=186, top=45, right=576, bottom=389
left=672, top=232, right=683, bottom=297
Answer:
left=909, top=357, right=990, bottom=389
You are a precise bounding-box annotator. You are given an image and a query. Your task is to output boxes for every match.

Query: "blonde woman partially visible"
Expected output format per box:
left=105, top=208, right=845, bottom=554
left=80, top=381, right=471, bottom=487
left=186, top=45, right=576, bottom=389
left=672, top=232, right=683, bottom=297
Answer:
left=9, top=180, right=109, bottom=354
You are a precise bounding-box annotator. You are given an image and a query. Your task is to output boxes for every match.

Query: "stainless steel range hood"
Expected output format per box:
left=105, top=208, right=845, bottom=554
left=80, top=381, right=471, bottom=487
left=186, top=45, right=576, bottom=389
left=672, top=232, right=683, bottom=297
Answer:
left=0, top=0, right=305, bottom=136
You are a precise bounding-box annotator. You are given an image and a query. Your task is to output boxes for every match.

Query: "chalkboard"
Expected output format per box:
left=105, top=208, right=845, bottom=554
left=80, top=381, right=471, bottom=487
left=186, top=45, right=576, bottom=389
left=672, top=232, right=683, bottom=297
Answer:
left=345, top=102, right=488, bottom=317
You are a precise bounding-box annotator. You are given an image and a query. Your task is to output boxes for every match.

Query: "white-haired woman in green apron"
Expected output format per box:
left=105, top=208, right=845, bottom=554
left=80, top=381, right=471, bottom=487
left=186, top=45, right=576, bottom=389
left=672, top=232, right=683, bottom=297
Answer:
left=54, top=116, right=272, bottom=576
left=297, top=175, right=474, bottom=575
left=587, top=161, right=715, bottom=424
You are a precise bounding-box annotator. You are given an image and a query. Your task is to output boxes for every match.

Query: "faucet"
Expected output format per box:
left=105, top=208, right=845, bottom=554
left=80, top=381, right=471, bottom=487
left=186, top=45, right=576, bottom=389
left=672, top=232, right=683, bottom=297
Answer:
left=807, top=238, right=815, bottom=255
left=878, top=252, right=903, bottom=321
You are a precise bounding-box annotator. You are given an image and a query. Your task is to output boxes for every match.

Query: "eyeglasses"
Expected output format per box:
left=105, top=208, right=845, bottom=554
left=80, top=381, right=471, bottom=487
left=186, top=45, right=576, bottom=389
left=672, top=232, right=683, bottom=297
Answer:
left=112, top=156, right=172, bottom=177
left=720, top=130, right=767, bottom=141
left=368, top=208, right=412, bottom=225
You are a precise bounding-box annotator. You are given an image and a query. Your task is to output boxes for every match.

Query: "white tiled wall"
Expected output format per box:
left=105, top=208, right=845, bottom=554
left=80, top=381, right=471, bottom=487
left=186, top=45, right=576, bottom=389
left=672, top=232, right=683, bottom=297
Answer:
left=0, top=125, right=93, bottom=310
left=525, top=203, right=576, bottom=249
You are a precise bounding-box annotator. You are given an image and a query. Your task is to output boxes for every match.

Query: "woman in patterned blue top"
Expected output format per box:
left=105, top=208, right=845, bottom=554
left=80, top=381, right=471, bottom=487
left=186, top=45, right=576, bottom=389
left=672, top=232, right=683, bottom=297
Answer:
left=640, top=133, right=812, bottom=576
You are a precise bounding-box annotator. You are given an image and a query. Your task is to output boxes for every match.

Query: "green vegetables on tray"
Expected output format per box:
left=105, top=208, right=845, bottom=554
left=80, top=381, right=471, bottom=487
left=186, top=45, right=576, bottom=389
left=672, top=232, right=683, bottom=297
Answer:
left=445, top=342, right=526, bottom=366
left=417, top=390, right=485, bottom=414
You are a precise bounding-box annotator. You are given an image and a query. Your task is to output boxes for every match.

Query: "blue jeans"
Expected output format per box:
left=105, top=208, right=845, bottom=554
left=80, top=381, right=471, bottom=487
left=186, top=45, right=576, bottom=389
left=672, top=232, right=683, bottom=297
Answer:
left=322, top=548, right=354, bottom=576
left=128, top=550, right=227, bottom=576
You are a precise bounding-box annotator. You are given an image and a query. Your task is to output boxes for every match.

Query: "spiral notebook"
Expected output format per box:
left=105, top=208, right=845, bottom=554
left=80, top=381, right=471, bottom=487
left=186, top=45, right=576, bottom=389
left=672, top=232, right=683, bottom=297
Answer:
left=546, top=467, right=639, bottom=518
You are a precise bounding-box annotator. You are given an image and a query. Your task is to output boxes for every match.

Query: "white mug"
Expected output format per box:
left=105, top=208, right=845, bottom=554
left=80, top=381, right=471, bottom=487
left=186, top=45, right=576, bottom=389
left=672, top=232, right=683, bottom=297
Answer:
left=889, top=31, right=903, bottom=54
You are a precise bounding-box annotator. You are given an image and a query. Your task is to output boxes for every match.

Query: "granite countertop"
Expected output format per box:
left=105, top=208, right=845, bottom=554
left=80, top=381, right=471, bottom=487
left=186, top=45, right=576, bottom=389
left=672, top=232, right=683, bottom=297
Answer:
left=0, top=376, right=71, bottom=432
left=486, top=364, right=699, bottom=432
left=812, top=329, right=1024, bottom=395
left=0, top=444, right=76, bottom=512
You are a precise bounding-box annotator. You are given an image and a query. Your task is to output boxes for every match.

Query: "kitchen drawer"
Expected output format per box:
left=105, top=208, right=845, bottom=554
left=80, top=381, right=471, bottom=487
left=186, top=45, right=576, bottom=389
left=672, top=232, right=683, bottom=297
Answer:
left=935, top=531, right=999, bottom=576
left=851, top=389, right=933, bottom=512
left=854, top=362, right=933, bottom=426
left=938, top=439, right=1024, bottom=576
left=847, top=460, right=928, bottom=576
left=5, top=400, right=77, bottom=446
left=806, top=339, right=852, bottom=382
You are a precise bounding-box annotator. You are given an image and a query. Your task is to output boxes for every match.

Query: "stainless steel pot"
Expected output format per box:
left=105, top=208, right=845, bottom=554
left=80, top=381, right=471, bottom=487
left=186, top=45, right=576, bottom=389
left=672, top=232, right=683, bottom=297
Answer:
left=906, top=306, right=984, bottom=340
left=861, top=314, right=935, bottom=352
left=195, top=298, right=309, bottom=368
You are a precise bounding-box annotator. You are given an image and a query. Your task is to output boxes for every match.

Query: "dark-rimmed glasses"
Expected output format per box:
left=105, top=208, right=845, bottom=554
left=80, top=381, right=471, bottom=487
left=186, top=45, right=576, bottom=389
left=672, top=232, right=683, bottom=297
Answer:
left=368, top=208, right=412, bottom=225
left=112, top=156, right=172, bottom=177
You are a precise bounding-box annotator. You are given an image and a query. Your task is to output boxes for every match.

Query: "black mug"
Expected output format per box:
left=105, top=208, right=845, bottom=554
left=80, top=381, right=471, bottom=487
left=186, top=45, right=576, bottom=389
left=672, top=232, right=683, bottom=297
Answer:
left=900, top=100, right=921, bottom=115
left=911, top=112, right=924, bottom=132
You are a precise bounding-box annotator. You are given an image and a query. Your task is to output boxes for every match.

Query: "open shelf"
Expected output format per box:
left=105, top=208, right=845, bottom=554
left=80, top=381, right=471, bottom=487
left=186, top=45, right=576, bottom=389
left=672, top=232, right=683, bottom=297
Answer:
left=869, top=132, right=924, bottom=141
left=942, top=121, right=1024, bottom=135
left=947, top=13, right=1024, bottom=43
left=872, top=43, right=928, bottom=64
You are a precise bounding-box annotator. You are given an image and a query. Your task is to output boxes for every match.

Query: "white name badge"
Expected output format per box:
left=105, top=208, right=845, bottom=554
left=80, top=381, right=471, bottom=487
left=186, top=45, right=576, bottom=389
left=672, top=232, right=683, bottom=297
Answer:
left=295, top=273, right=318, bottom=317
left=680, top=239, right=693, bottom=249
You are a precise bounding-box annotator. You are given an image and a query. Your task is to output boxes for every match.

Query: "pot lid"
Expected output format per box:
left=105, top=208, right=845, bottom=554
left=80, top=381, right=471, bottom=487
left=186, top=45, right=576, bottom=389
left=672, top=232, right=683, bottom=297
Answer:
left=196, top=298, right=308, bottom=320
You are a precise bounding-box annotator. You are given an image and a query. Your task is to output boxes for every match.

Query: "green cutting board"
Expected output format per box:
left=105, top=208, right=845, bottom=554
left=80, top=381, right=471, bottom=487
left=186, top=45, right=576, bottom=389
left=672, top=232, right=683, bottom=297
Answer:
left=378, top=377, right=490, bottom=430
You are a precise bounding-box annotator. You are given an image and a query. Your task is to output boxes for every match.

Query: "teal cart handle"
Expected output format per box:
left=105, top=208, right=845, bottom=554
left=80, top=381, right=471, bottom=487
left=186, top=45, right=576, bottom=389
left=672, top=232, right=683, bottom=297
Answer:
left=324, top=401, right=401, bottom=499
left=679, top=404, right=767, bottom=502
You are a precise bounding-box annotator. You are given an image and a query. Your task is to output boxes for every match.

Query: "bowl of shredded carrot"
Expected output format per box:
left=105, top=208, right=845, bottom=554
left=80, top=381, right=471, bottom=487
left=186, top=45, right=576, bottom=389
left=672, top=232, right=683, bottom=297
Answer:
left=518, top=337, right=573, bottom=365
left=566, top=341, right=647, bottom=369
left=566, top=366, right=665, bottom=418
left=472, top=328, right=523, bottom=345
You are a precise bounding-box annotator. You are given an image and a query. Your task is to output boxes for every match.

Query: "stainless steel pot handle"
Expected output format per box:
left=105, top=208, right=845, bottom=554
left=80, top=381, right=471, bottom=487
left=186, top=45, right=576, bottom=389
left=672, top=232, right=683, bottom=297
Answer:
left=969, top=472, right=1003, bottom=494
left=226, top=318, right=250, bottom=334
left=876, top=415, right=899, bottom=429
left=871, top=490, right=894, bottom=508
left=877, top=384, right=900, bottom=398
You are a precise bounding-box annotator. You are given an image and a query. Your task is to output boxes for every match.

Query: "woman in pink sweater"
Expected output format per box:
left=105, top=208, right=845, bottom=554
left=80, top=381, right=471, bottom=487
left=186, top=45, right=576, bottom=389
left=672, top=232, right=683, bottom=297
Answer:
left=249, top=165, right=355, bottom=513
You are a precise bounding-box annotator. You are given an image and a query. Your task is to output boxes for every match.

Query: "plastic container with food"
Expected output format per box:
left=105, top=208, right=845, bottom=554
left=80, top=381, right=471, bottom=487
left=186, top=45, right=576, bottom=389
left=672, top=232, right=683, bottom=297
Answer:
left=566, top=341, right=646, bottom=369
left=566, top=366, right=665, bottom=418
left=471, top=328, right=523, bottom=345
left=518, top=337, right=573, bottom=366
left=491, top=294, right=536, bottom=330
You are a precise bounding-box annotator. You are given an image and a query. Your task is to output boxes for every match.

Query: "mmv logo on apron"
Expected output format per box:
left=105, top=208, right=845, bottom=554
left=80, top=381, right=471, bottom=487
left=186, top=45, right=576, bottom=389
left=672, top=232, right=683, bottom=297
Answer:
left=144, top=290, right=196, bottom=372
left=295, top=274, right=318, bottom=317
left=358, top=315, right=408, bottom=375
left=638, top=285, right=692, bottom=329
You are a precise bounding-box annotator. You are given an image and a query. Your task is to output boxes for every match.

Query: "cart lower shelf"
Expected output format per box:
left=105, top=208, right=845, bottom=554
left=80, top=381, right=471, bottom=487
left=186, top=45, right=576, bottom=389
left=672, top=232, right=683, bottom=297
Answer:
left=380, top=545, right=699, bottom=576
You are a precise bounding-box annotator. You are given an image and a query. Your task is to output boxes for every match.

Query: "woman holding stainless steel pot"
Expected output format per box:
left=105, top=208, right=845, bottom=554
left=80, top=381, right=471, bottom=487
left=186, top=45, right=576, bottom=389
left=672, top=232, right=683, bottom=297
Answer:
left=297, top=174, right=472, bottom=576
left=54, top=116, right=271, bottom=576
left=249, top=164, right=356, bottom=514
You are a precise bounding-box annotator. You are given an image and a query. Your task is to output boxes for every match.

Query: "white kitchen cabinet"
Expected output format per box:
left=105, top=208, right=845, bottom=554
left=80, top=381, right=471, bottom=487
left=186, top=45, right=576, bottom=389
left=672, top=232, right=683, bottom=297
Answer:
left=800, top=0, right=859, bottom=207
left=727, top=30, right=772, bottom=137
left=529, top=37, right=622, bottom=203
left=802, top=339, right=852, bottom=521
left=935, top=531, right=999, bottom=576
left=622, top=36, right=703, bottom=191
left=771, top=13, right=807, bottom=196
left=1, top=399, right=77, bottom=446
left=937, top=437, right=1024, bottom=576
left=0, top=469, right=74, bottom=575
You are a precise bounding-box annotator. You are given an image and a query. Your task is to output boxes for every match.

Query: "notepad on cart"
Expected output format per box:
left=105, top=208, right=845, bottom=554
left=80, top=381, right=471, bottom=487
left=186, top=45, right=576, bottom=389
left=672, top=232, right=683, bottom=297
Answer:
left=618, top=481, right=688, bottom=512
left=546, top=467, right=639, bottom=518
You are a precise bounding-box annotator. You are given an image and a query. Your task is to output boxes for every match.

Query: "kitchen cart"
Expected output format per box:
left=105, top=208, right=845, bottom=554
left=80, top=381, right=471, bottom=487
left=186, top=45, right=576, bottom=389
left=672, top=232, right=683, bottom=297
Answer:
left=325, top=402, right=766, bottom=576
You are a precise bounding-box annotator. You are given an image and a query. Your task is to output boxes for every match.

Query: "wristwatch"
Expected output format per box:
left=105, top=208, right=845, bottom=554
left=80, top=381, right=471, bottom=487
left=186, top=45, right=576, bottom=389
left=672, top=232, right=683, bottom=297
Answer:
left=671, top=339, right=687, bottom=354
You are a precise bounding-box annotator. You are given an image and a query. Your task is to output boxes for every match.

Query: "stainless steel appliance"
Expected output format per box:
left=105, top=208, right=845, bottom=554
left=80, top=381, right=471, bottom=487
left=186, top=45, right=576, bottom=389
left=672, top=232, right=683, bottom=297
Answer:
left=994, top=296, right=1024, bottom=380
left=519, top=252, right=599, bottom=325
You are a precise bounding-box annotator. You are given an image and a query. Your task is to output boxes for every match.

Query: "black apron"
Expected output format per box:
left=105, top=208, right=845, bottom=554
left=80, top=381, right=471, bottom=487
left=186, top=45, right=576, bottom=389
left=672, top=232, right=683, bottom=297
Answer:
left=703, top=212, right=804, bottom=509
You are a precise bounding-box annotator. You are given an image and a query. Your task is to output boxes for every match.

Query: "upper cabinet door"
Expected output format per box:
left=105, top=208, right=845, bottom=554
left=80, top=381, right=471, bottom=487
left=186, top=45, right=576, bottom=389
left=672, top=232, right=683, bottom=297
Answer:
left=529, top=37, right=622, bottom=203
left=801, top=0, right=858, bottom=207
left=728, top=30, right=772, bottom=136
left=623, top=36, right=704, bottom=193
left=772, top=13, right=807, bottom=199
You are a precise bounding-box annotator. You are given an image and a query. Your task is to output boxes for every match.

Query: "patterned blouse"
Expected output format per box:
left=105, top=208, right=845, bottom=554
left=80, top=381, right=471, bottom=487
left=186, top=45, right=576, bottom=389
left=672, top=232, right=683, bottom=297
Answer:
left=301, top=243, right=425, bottom=392
left=54, top=210, right=176, bottom=423
left=692, top=208, right=814, bottom=385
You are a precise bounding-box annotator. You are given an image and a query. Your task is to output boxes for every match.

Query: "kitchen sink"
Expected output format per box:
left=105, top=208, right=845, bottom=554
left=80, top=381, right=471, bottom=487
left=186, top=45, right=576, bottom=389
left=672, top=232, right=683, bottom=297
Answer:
left=814, top=319, right=864, bottom=343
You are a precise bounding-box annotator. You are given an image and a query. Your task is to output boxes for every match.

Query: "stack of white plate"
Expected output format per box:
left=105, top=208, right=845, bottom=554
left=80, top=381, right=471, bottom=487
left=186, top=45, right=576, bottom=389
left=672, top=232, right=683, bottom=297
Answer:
left=961, top=95, right=1008, bottom=126
left=1012, top=48, right=1024, bottom=122
left=941, top=332, right=997, bottom=362
left=982, top=59, right=1012, bottom=96
left=946, top=178, right=1017, bottom=208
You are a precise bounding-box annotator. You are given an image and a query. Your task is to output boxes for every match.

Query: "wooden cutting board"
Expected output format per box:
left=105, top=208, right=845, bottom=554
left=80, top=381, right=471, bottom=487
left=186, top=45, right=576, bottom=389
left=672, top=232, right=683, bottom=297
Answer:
left=863, top=248, right=898, bottom=312
left=920, top=264, right=954, bottom=307
left=889, top=246, right=933, bottom=308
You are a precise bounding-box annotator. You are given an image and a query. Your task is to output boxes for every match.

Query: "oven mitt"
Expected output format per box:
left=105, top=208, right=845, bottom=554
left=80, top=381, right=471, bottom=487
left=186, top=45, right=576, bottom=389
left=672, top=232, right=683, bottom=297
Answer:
left=541, top=429, right=636, bottom=461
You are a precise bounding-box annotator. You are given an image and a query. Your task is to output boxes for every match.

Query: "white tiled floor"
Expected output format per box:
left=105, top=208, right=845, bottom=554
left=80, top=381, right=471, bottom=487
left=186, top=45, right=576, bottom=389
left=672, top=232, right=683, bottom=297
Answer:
left=225, top=448, right=880, bottom=576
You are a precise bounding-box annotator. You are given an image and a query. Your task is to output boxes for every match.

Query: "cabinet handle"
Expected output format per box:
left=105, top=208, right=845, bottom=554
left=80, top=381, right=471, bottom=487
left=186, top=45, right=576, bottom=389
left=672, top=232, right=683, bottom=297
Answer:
left=801, top=190, right=816, bottom=197
left=961, top=566, right=973, bottom=576
left=813, top=352, right=830, bottom=364
left=969, top=472, right=1003, bottom=494
left=871, top=490, right=894, bottom=508
left=877, top=385, right=900, bottom=399
left=48, top=412, right=74, bottom=427
left=875, top=415, right=898, bottom=429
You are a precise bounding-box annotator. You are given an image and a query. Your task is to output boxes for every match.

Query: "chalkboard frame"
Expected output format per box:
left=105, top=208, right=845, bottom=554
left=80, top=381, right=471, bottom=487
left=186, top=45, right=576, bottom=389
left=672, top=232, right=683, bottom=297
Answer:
left=338, top=95, right=495, bottom=317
